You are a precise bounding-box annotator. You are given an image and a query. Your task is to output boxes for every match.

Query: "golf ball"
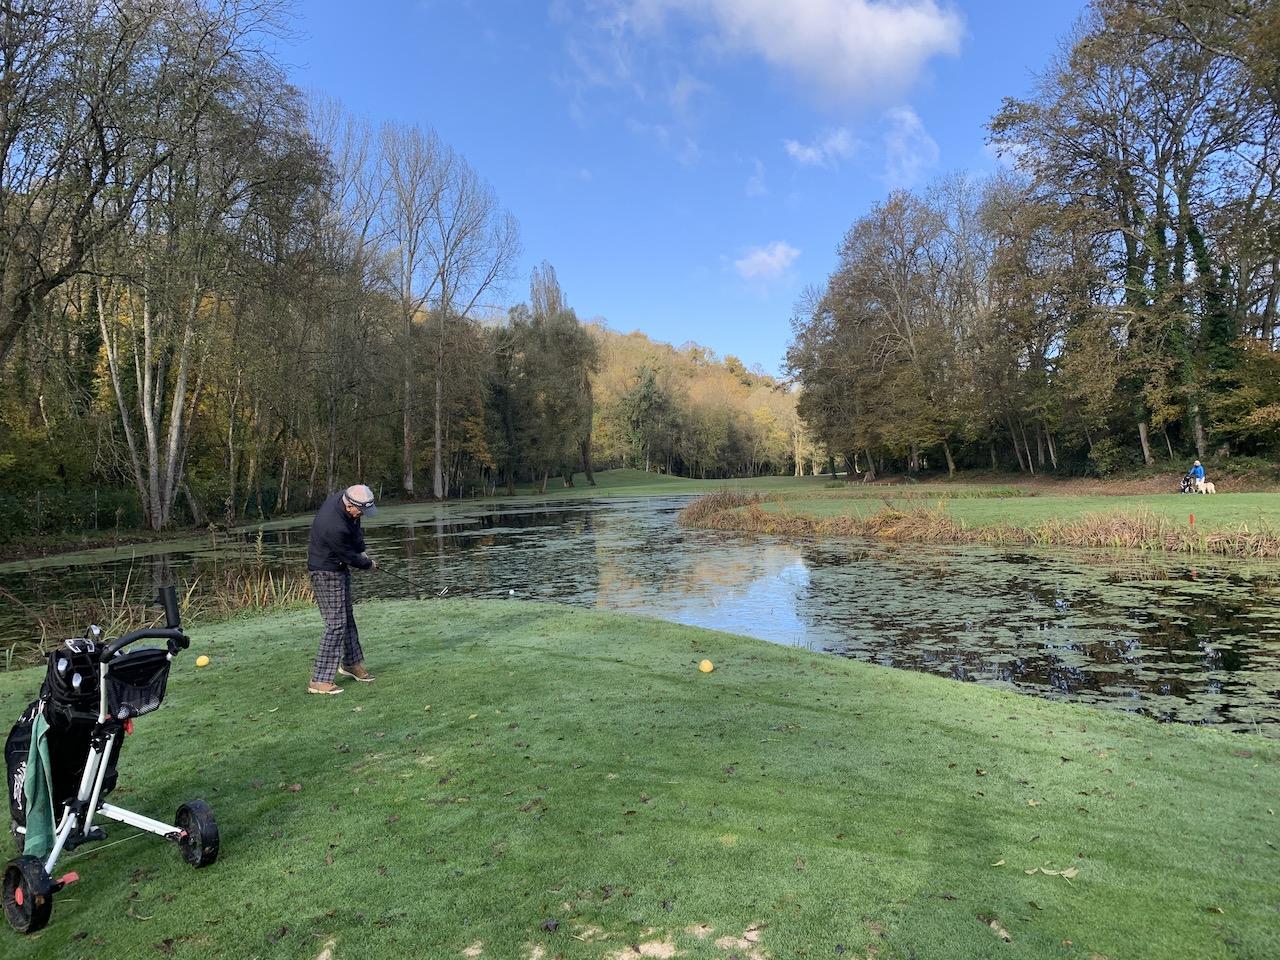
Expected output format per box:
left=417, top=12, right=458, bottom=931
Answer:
left=698, top=659, right=714, bottom=673
left=508, top=589, right=515, bottom=596
left=195, top=655, right=210, bottom=668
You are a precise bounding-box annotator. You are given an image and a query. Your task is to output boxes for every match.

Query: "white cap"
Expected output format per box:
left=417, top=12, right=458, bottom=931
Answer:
left=342, top=484, right=377, bottom=516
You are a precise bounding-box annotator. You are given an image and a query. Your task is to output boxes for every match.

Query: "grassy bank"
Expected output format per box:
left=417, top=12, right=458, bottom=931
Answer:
left=1, top=601, right=1275, bottom=959
left=681, top=489, right=1280, bottom=558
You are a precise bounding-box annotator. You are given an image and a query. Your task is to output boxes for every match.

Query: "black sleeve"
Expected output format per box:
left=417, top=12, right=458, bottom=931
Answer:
left=333, top=533, right=371, bottom=569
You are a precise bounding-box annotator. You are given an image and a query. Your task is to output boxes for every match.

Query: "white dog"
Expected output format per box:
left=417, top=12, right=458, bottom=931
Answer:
left=1197, top=479, right=1217, bottom=494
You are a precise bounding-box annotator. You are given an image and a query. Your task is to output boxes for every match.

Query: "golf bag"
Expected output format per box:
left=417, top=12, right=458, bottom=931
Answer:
left=5, top=639, right=124, bottom=833
left=1180, top=473, right=1195, bottom=494
left=4, top=585, right=217, bottom=937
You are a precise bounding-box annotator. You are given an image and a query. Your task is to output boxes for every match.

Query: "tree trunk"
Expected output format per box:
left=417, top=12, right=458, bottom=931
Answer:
left=1008, top=420, right=1028, bottom=472
left=1045, top=429, right=1058, bottom=471
left=1191, top=403, right=1207, bottom=459
left=1018, top=420, right=1035, bottom=476
left=1163, top=428, right=1175, bottom=461
left=989, top=440, right=998, bottom=470
left=402, top=333, right=414, bottom=497
left=863, top=450, right=877, bottom=482
left=539, top=470, right=548, bottom=494
left=183, top=482, right=206, bottom=527
left=942, top=439, right=956, bottom=477
left=580, top=437, right=596, bottom=485
left=278, top=454, right=291, bottom=514
left=1137, top=421, right=1155, bottom=466
left=432, top=371, right=444, bottom=499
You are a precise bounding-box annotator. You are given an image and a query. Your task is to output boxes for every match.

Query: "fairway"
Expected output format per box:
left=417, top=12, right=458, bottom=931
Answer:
left=2, top=601, right=1274, bottom=959
left=759, top=490, right=1280, bottom=534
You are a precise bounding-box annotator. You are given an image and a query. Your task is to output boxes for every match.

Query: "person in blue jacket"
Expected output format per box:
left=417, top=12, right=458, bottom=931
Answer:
left=1189, top=460, right=1206, bottom=492
left=306, top=484, right=378, bottom=695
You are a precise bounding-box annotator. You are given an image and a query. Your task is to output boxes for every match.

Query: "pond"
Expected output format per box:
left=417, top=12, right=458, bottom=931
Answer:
left=2, top=496, right=1278, bottom=734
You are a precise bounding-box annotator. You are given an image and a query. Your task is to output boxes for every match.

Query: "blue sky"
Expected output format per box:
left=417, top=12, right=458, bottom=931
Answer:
left=283, top=0, right=1086, bottom=374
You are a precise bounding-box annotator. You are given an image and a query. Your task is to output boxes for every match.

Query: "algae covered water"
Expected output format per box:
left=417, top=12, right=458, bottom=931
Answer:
left=1, top=496, right=1277, bottom=733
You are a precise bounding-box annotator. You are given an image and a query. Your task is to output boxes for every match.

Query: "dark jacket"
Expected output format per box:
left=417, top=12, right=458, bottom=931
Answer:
left=307, top=492, right=373, bottom=572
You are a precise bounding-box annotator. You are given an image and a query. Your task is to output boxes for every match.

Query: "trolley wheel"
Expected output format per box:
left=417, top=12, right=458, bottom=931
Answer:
left=175, top=800, right=219, bottom=868
left=3, top=856, right=54, bottom=934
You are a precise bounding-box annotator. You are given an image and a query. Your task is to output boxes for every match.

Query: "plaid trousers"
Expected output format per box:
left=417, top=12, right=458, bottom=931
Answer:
left=309, top=570, right=364, bottom=683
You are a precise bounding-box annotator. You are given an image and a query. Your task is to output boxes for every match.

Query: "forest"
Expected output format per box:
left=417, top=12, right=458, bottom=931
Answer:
left=2, top=0, right=1277, bottom=542
left=789, top=0, right=1280, bottom=480
left=0, top=0, right=798, bottom=541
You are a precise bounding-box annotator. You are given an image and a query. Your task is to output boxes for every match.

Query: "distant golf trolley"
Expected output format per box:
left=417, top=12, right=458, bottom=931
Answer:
left=4, top=585, right=218, bottom=934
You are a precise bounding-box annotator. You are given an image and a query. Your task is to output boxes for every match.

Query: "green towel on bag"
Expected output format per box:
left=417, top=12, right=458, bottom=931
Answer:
left=22, top=709, right=56, bottom=859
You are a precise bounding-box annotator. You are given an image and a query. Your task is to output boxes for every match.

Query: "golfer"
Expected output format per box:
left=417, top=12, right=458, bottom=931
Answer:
left=306, top=484, right=378, bottom=695
left=1190, top=459, right=1206, bottom=492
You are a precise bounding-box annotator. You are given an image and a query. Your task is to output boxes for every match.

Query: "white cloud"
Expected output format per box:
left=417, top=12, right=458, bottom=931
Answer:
left=745, top=158, right=767, bottom=196
left=623, top=0, right=963, bottom=101
left=668, top=71, right=708, bottom=121
left=882, top=105, right=938, bottom=188
left=626, top=118, right=702, bottom=164
left=783, top=128, right=858, bottom=168
left=735, top=241, right=800, bottom=280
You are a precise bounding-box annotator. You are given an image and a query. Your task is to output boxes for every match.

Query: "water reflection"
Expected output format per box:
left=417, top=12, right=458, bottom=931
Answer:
left=1, top=497, right=1277, bottom=734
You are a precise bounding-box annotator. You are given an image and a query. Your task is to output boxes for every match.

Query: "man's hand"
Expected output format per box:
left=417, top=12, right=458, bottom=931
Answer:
left=361, top=553, right=377, bottom=570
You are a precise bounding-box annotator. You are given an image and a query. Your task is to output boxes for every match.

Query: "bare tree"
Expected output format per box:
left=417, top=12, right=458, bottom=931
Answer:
left=0, top=0, right=285, bottom=372
left=380, top=122, right=445, bottom=497
left=425, top=155, right=520, bottom=498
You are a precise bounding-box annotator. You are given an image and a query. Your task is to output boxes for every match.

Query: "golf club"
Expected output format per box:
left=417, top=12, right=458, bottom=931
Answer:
left=379, top=565, right=509, bottom=599
left=378, top=566, right=430, bottom=598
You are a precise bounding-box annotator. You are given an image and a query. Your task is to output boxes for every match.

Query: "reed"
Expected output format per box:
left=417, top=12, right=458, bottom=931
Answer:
left=2, top=565, right=312, bottom=669
left=679, top=494, right=1280, bottom=558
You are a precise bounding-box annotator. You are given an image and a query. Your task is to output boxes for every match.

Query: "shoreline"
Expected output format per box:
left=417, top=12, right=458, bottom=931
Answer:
left=679, top=490, right=1280, bottom=560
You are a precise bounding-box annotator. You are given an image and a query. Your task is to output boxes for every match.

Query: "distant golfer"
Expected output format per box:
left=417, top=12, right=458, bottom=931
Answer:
left=1190, top=459, right=1206, bottom=492
left=306, top=484, right=378, bottom=695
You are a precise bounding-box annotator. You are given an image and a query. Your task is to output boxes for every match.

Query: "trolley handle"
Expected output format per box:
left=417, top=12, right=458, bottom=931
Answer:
left=102, top=628, right=189, bottom=659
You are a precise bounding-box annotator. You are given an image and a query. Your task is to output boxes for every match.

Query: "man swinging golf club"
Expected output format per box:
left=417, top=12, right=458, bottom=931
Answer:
left=306, top=484, right=379, bottom=695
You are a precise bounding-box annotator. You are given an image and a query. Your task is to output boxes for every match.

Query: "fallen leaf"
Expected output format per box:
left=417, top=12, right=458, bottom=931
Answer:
left=468, top=713, right=478, bottom=720
left=978, top=915, right=1012, bottom=943
left=1206, top=906, right=1224, bottom=915
left=991, top=859, right=1006, bottom=867
left=541, top=918, right=559, bottom=932
left=1027, top=799, right=1040, bottom=807
left=286, top=783, right=302, bottom=793
left=976, top=769, right=987, bottom=776
left=266, top=926, right=289, bottom=945
left=1028, top=901, right=1042, bottom=911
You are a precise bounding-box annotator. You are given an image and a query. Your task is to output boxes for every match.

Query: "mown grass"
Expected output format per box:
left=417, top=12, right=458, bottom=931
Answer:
left=0, top=601, right=1275, bottom=959
left=682, top=491, right=1280, bottom=558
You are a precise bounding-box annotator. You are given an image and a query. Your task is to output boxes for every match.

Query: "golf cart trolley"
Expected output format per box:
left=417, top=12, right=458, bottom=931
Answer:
left=3, top=584, right=218, bottom=934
